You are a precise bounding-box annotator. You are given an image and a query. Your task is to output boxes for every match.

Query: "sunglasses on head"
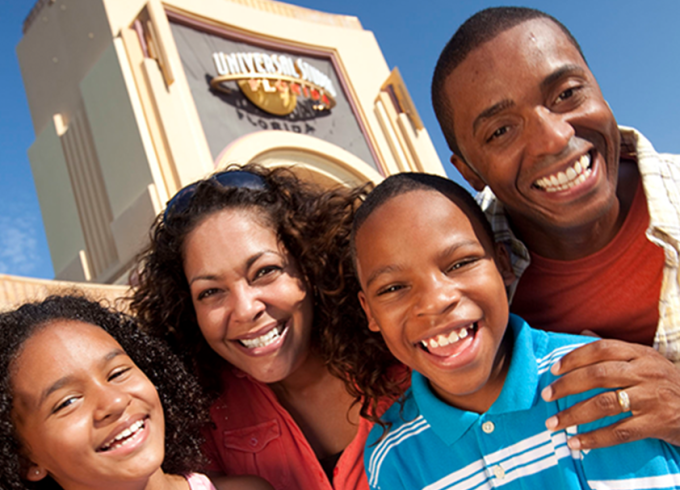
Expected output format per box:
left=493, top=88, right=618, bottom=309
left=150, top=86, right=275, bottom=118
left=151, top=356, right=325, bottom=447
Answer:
left=163, top=170, right=267, bottom=222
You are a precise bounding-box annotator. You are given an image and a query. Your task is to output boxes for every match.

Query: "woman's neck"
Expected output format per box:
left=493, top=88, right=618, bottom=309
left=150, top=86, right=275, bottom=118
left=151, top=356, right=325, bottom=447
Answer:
left=269, top=352, right=360, bottom=459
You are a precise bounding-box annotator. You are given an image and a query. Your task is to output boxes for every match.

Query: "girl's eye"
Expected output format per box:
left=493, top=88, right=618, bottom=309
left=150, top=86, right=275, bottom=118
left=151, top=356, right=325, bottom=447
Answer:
left=53, top=396, right=78, bottom=414
left=108, top=367, right=132, bottom=382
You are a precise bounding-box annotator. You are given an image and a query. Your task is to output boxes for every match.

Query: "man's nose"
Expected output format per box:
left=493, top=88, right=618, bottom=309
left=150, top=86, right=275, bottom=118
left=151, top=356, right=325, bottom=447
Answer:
left=525, top=107, right=574, bottom=157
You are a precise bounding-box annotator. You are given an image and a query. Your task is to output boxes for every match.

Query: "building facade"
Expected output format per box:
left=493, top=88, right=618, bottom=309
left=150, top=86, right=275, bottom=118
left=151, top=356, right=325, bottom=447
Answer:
left=17, top=0, right=444, bottom=287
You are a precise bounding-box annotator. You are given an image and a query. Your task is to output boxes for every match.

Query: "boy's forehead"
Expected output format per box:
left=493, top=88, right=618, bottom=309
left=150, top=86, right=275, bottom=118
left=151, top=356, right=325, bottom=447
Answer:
left=355, top=189, right=494, bottom=271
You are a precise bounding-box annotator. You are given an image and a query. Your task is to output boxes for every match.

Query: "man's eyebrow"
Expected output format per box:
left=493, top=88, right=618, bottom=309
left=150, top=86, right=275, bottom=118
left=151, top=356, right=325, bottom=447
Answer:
left=472, top=99, right=514, bottom=135
left=541, top=64, right=586, bottom=92
left=38, top=348, right=126, bottom=407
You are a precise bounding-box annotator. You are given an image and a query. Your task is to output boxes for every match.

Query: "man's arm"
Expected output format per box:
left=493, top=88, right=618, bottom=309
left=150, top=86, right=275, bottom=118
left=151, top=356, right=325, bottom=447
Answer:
left=541, top=339, right=680, bottom=449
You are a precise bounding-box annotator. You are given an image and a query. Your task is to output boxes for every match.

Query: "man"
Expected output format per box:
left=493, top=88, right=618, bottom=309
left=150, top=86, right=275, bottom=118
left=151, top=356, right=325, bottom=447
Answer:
left=431, top=7, right=680, bottom=450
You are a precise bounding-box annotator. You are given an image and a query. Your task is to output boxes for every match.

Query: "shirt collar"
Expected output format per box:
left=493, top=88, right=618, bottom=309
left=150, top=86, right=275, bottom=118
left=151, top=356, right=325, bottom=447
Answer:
left=411, top=315, right=538, bottom=446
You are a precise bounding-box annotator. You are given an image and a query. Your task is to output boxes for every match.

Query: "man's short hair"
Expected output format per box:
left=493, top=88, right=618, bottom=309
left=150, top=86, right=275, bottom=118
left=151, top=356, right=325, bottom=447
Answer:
left=431, top=7, right=586, bottom=159
left=350, top=172, right=495, bottom=268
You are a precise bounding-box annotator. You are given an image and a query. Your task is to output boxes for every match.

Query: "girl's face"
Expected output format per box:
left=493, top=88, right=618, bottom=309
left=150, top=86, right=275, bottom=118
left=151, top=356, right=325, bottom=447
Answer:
left=183, top=208, right=314, bottom=384
left=11, top=320, right=165, bottom=489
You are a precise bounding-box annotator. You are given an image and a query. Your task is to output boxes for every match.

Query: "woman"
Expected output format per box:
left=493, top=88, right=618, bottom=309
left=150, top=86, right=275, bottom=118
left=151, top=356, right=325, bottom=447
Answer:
left=130, top=164, right=404, bottom=490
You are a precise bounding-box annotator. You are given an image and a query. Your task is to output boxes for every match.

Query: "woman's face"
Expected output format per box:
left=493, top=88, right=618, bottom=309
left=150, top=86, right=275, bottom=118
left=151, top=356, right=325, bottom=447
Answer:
left=11, top=320, right=165, bottom=489
left=183, top=208, right=315, bottom=384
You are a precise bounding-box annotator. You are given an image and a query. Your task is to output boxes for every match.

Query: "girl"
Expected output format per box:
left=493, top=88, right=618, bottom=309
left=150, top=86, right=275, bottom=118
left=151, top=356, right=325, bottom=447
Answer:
left=0, top=294, right=273, bottom=490
left=131, top=164, right=404, bottom=489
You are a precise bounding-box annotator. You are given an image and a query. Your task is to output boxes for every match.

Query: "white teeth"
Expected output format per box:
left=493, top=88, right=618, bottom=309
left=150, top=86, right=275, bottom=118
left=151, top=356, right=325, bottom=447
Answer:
left=421, top=326, right=471, bottom=350
left=535, top=153, right=592, bottom=192
left=240, top=324, right=285, bottom=349
left=100, top=419, right=145, bottom=451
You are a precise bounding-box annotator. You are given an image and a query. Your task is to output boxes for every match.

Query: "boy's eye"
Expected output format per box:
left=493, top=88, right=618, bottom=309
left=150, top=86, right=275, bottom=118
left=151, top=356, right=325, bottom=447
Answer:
left=447, top=258, right=478, bottom=273
left=377, top=284, right=404, bottom=296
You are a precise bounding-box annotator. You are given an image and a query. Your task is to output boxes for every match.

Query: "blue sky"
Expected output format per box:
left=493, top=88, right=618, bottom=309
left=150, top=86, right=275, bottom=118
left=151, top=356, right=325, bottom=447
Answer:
left=2, top=0, right=679, bottom=280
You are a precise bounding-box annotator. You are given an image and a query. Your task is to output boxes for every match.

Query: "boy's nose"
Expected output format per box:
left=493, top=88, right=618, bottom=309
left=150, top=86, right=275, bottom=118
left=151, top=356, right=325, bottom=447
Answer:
left=412, top=275, right=461, bottom=317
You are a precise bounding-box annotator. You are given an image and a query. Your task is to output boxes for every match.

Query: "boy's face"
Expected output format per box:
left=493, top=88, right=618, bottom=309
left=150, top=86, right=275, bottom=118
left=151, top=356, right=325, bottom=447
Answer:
left=355, top=190, right=514, bottom=411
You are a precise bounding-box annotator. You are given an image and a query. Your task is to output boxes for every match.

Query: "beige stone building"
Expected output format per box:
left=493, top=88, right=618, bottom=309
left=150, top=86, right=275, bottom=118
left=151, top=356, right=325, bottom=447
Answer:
left=9, top=0, right=444, bottom=307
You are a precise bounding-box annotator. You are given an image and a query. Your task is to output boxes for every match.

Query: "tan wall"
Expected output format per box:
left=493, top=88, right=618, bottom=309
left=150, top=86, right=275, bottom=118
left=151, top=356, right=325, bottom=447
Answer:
left=18, top=0, right=445, bottom=286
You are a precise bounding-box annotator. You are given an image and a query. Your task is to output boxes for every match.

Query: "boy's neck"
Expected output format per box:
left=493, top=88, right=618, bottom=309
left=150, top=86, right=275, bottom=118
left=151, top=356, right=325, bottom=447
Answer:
left=431, top=330, right=513, bottom=414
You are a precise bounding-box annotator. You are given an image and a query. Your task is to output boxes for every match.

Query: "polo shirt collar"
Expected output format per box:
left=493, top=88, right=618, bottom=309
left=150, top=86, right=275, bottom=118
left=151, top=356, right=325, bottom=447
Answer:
left=411, top=314, right=538, bottom=446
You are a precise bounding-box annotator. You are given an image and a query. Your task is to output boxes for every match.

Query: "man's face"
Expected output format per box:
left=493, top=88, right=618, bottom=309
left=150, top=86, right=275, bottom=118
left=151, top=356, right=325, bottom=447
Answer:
left=445, top=19, right=621, bottom=238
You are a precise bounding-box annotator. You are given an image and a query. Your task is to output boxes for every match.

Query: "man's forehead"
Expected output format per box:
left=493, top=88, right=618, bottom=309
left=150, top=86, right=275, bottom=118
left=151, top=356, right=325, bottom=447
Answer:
left=455, top=18, right=579, bottom=74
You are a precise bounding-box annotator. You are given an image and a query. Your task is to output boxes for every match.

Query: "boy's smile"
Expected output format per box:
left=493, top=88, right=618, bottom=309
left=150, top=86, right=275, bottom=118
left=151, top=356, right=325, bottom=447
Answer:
left=356, top=190, right=515, bottom=413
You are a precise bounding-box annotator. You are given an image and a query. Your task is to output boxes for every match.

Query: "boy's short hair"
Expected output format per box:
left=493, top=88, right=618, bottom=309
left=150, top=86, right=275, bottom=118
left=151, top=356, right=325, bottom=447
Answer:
left=431, top=6, right=585, bottom=157
left=351, top=173, right=494, bottom=265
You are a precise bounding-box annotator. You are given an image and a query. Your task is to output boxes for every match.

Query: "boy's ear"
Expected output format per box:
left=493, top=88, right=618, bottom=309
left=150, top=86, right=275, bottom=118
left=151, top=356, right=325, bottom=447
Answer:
left=358, top=291, right=381, bottom=333
left=450, top=155, right=486, bottom=192
left=494, top=242, right=516, bottom=287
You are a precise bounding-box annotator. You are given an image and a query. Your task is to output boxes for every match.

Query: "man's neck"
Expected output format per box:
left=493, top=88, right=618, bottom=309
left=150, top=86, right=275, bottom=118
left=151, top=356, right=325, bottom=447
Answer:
left=512, top=159, right=640, bottom=261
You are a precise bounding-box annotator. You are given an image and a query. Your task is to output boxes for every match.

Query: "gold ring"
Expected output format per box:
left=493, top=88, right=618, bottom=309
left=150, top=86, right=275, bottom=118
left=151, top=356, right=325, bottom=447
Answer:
left=617, top=389, right=631, bottom=412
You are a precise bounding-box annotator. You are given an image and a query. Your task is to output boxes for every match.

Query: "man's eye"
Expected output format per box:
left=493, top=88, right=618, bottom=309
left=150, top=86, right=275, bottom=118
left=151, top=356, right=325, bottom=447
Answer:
left=487, top=126, right=508, bottom=142
left=555, top=87, right=575, bottom=103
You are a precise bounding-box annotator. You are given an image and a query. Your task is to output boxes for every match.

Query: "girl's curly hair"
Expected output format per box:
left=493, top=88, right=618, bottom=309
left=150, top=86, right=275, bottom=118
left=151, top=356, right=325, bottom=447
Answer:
left=130, top=163, right=406, bottom=425
left=0, top=294, right=209, bottom=490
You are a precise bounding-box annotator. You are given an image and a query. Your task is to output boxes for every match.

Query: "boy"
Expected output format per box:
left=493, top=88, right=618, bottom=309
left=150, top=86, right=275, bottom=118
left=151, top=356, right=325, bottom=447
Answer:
left=351, top=172, right=680, bottom=490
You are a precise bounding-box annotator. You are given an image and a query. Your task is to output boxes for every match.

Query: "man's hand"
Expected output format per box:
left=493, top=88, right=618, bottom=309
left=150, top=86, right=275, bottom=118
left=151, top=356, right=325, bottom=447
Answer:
left=541, top=339, right=680, bottom=449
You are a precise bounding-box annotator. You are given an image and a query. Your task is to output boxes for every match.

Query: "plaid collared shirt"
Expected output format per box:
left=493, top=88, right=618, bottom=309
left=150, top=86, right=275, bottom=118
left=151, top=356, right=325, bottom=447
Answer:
left=477, top=126, right=680, bottom=363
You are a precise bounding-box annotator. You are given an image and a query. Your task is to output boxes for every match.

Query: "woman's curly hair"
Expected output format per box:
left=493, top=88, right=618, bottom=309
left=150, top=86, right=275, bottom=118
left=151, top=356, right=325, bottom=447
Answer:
left=0, top=294, right=210, bottom=490
left=130, top=163, right=407, bottom=424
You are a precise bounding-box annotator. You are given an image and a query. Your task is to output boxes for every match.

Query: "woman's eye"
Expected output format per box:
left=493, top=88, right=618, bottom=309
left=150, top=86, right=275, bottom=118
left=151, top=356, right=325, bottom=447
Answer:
left=197, top=288, right=219, bottom=300
left=254, top=265, right=281, bottom=280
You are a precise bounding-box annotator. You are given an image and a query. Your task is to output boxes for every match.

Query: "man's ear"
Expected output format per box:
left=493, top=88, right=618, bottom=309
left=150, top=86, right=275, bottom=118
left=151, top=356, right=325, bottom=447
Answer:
left=451, top=155, right=486, bottom=192
left=358, top=291, right=380, bottom=333
left=494, top=242, right=516, bottom=287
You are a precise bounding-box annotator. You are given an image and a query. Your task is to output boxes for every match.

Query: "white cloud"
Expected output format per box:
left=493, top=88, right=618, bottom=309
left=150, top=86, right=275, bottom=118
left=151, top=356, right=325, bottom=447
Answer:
left=0, top=213, right=40, bottom=276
